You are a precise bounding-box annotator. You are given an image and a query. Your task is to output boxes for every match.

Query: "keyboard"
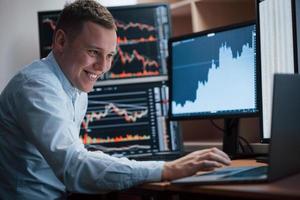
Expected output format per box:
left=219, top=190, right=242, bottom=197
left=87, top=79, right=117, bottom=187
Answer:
left=196, top=166, right=268, bottom=178
left=225, top=166, right=268, bottom=178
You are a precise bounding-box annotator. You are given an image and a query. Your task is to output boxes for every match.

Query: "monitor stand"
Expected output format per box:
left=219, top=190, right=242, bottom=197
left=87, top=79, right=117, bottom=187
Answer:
left=222, top=118, right=239, bottom=158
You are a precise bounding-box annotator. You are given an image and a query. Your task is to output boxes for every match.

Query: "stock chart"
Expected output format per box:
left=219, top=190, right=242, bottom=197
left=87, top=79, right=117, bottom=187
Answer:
left=38, top=5, right=170, bottom=80
left=171, top=24, right=257, bottom=116
left=79, top=81, right=174, bottom=157
left=106, top=6, right=170, bottom=80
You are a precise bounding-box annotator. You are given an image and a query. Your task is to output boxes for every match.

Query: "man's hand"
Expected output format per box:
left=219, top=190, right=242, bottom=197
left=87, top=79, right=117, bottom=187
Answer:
left=162, top=147, right=231, bottom=181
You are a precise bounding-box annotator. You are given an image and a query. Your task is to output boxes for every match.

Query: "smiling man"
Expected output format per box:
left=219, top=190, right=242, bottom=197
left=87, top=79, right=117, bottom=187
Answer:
left=0, top=0, right=230, bottom=199
left=54, top=20, right=117, bottom=92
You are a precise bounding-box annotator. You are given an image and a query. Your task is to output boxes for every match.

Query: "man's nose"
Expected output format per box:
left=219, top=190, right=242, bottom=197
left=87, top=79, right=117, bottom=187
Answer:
left=94, top=57, right=110, bottom=72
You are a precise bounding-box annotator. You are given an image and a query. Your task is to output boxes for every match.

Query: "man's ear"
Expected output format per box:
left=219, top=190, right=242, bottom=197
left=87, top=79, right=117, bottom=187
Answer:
left=53, top=29, right=67, bottom=53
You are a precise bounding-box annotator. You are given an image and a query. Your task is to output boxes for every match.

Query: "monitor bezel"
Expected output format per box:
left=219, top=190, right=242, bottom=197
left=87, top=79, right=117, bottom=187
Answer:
left=107, top=2, right=170, bottom=12
left=256, top=1, right=269, bottom=143
left=37, top=10, right=61, bottom=59
left=168, top=20, right=261, bottom=121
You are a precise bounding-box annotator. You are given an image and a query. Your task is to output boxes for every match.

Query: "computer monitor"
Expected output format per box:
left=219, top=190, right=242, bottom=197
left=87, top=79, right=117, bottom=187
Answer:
left=38, top=10, right=60, bottom=58
left=38, top=3, right=170, bottom=80
left=168, top=21, right=259, bottom=156
left=257, top=0, right=298, bottom=142
left=105, top=4, right=170, bottom=80
left=80, top=78, right=182, bottom=160
left=38, top=4, right=182, bottom=160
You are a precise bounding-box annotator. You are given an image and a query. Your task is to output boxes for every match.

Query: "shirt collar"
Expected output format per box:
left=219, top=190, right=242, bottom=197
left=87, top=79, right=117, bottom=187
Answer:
left=45, top=52, right=83, bottom=98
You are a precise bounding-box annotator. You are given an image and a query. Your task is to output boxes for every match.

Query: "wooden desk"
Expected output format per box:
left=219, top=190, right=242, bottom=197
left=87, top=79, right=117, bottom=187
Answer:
left=125, top=159, right=300, bottom=200
left=68, top=160, right=300, bottom=200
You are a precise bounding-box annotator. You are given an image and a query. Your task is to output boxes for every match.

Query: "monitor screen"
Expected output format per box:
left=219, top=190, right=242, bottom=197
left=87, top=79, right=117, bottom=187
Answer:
left=38, top=4, right=170, bottom=81
left=105, top=4, right=170, bottom=80
left=80, top=79, right=182, bottom=159
left=169, top=22, right=259, bottom=120
left=38, top=10, right=60, bottom=58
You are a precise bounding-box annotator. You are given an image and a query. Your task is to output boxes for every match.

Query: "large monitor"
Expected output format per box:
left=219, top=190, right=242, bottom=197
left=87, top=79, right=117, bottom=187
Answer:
left=80, top=79, right=182, bottom=159
left=38, top=4, right=182, bottom=160
left=168, top=21, right=259, bottom=156
left=38, top=4, right=170, bottom=80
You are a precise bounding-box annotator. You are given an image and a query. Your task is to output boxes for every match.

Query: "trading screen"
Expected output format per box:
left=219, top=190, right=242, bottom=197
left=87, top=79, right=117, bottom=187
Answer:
left=170, top=23, right=258, bottom=118
left=38, top=5, right=170, bottom=80
left=80, top=81, right=181, bottom=158
left=107, top=5, right=169, bottom=79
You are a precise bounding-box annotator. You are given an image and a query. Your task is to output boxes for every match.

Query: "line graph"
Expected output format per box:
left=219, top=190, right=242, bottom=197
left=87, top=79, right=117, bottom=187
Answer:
left=116, top=46, right=159, bottom=68
left=117, top=35, right=157, bottom=45
left=108, top=46, right=160, bottom=79
left=103, top=6, right=170, bottom=80
left=42, top=18, right=56, bottom=31
left=78, top=82, right=172, bottom=157
left=116, top=20, right=156, bottom=32
left=85, top=144, right=151, bottom=153
left=82, top=101, right=148, bottom=131
left=81, top=84, right=152, bottom=134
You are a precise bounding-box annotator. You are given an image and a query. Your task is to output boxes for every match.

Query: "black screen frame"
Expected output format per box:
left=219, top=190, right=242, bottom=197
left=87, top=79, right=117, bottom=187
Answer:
left=37, top=10, right=61, bottom=59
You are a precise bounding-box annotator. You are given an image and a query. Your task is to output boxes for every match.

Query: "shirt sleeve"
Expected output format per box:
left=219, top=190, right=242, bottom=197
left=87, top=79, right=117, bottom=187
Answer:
left=14, top=77, right=165, bottom=193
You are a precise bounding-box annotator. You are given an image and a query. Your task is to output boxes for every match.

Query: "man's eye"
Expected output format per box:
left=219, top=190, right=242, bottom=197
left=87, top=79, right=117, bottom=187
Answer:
left=88, top=50, right=98, bottom=56
left=107, top=54, right=114, bottom=59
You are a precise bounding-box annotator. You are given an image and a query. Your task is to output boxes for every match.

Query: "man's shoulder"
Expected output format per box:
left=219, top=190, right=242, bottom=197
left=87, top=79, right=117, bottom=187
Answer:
left=1, top=59, right=62, bottom=99
left=22, top=59, right=56, bottom=79
left=17, top=59, right=62, bottom=88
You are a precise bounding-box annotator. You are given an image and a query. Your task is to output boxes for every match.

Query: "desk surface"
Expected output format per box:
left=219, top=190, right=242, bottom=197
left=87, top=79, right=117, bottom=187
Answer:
left=134, top=159, right=300, bottom=200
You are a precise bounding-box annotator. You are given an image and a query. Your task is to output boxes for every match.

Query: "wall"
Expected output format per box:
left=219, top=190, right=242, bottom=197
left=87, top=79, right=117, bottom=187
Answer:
left=0, top=0, right=136, bottom=92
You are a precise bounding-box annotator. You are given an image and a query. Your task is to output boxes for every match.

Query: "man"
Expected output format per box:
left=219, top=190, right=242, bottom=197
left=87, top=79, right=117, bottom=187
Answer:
left=0, top=0, right=231, bottom=199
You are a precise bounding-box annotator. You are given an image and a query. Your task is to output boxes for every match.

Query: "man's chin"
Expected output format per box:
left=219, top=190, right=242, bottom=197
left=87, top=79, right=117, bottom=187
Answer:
left=77, top=85, right=94, bottom=93
left=83, top=87, right=93, bottom=93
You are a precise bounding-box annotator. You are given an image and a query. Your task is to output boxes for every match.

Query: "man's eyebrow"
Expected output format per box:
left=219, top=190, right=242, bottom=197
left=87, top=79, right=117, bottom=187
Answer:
left=86, top=45, right=103, bottom=50
left=86, top=45, right=116, bottom=55
left=111, top=50, right=117, bottom=55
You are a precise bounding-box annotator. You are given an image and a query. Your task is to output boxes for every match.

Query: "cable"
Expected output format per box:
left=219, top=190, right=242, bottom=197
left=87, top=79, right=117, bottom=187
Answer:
left=238, top=135, right=254, bottom=154
left=210, top=119, right=254, bottom=155
left=210, top=119, right=225, bottom=132
left=238, top=139, right=245, bottom=154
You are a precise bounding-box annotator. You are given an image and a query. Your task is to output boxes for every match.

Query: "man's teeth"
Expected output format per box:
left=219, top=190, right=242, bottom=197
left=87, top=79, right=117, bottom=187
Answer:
left=88, top=72, right=98, bottom=80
